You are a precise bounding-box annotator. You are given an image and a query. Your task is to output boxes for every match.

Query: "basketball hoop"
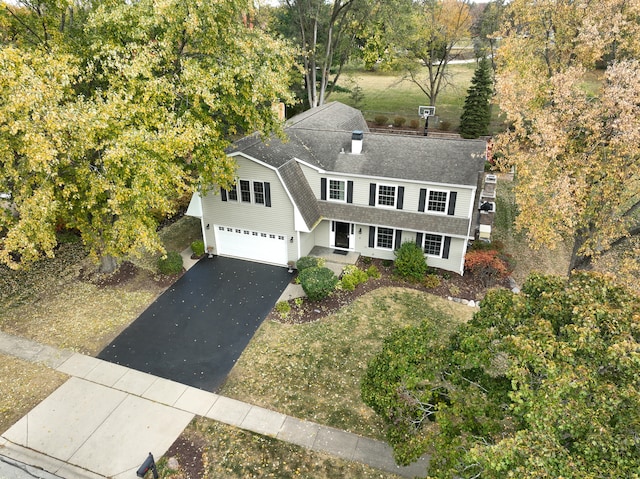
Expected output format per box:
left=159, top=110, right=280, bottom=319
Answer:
left=418, top=105, right=436, bottom=119
left=418, top=106, right=436, bottom=136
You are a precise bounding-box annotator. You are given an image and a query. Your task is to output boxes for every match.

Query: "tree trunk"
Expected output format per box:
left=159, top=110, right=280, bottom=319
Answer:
left=99, top=254, right=117, bottom=274
left=568, top=231, right=591, bottom=274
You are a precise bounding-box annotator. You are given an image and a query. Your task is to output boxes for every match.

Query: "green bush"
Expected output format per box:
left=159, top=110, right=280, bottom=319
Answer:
left=275, top=301, right=291, bottom=319
left=366, top=265, right=381, bottom=279
left=393, top=116, right=406, bottom=127
left=439, top=119, right=452, bottom=131
left=157, top=251, right=183, bottom=275
left=422, top=274, right=441, bottom=289
left=373, top=115, right=389, bottom=126
left=340, top=265, right=369, bottom=291
left=299, top=267, right=338, bottom=301
left=295, top=256, right=325, bottom=272
left=191, top=240, right=205, bottom=257
left=394, top=242, right=427, bottom=282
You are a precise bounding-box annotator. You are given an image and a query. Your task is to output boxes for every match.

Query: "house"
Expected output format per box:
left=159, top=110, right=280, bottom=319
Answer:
left=187, top=102, right=487, bottom=275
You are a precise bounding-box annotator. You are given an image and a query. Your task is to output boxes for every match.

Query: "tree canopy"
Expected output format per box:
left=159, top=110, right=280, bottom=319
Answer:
left=493, top=0, right=640, bottom=274
left=0, top=0, right=296, bottom=272
left=396, top=0, right=473, bottom=107
left=362, top=272, right=640, bottom=478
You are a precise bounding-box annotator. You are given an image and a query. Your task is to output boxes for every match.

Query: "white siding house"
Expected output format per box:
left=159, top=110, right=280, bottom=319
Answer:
left=190, top=102, right=487, bottom=275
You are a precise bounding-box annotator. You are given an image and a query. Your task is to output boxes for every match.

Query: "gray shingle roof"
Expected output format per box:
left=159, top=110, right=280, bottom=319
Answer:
left=278, top=159, right=322, bottom=230
left=229, top=102, right=486, bottom=186
left=320, top=202, right=471, bottom=236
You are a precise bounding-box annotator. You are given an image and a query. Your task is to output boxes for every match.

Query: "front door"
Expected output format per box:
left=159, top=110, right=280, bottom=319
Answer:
left=335, top=222, right=350, bottom=249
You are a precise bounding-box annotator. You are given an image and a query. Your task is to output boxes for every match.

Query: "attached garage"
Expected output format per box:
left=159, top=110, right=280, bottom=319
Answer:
left=214, top=225, right=288, bottom=266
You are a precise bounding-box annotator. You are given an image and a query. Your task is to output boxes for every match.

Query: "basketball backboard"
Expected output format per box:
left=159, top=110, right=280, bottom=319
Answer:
left=418, top=106, right=436, bottom=118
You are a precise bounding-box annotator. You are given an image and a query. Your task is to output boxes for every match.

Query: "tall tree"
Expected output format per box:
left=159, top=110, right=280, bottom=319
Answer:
left=0, top=0, right=296, bottom=272
left=280, top=0, right=373, bottom=108
left=397, top=0, right=472, bottom=107
left=458, top=56, right=492, bottom=138
left=470, top=0, right=504, bottom=72
left=362, top=272, right=640, bottom=478
left=493, top=0, right=640, bottom=274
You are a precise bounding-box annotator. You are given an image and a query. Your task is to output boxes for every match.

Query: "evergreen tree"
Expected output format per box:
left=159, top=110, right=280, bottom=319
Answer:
left=459, top=57, right=493, bottom=138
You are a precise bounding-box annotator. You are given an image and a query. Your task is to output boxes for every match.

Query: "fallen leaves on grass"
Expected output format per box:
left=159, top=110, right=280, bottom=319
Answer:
left=221, top=288, right=473, bottom=440
left=0, top=354, right=67, bottom=434
left=158, top=417, right=402, bottom=479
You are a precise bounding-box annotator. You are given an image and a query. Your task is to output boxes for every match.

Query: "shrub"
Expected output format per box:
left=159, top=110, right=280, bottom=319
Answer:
left=422, top=274, right=441, bottom=289
left=394, top=242, right=427, bottom=282
left=464, top=249, right=513, bottom=286
left=393, top=116, right=406, bottom=127
left=275, top=301, right=291, bottom=319
left=439, top=119, right=452, bottom=131
left=373, top=115, right=389, bottom=126
left=382, top=259, right=393, bottom=268
left=295, top=256, right=325, bottom=272
left=299, top=266, right=338, bottom=301
left=409, top=119, right=419, bottom=129
left=361, top=256, right=372, bottom=265
left=157, top=251, right=183, bottom=275
left=293, top=297, right=304, bottom=308
left=340, top=265, right=369, bottom=291
left=366, top=265, right=381, bottom=279
left=191, top=240, right=205, bottom=257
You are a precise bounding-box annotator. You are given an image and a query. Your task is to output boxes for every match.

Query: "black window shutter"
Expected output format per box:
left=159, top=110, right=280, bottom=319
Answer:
left=418, top=188, right=426, bottom=212
left=447, top=192, right=457, bottom=216
left=368, top=227, right=375, bottom=248
left=397, top=186, right=404, bottom=210
left=331, top=221, right=335, bottom=232
left=321, top=178, right=327, bottom=200
left=416, top=232, right=423, bottom=248
left=347, top=181, right=354, bottom=203
left=394, top=229, right=402, bottom=248
left=221, top=188, right=227, bottom=202
left=369, top=183, right=376, bottom=206
left=264, top=182, right=271, bottom=207
left=442, top=236, right=451, bottom=259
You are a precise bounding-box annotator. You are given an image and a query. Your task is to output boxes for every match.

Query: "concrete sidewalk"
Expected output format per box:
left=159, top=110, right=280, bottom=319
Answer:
left=0, top=331, right=429, bottom=479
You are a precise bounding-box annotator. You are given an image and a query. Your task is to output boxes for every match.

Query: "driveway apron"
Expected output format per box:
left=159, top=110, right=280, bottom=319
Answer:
left=98, top=257, right=291, bottom=391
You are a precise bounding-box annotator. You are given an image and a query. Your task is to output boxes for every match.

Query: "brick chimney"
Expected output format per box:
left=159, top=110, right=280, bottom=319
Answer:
left=351, top=130, right=363, bottom=154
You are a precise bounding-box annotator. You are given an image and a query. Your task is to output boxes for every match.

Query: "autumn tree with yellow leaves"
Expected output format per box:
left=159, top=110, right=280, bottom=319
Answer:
left=0, top=0, right=296, bottom=272
left=493, top=0, right=640, bottom=276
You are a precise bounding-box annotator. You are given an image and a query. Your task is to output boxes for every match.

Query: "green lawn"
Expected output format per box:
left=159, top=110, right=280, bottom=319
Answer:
left=330, top=63, right=506, bottom=133
left=221, top=287, right=474, bottom=440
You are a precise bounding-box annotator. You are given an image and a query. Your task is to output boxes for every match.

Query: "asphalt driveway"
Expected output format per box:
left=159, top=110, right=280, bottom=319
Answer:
left=98, top=256, right=292, bottom=391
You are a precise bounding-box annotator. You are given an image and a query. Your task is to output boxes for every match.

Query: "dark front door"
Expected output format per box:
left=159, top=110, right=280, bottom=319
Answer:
left=335, top=222, right=350, bottom=249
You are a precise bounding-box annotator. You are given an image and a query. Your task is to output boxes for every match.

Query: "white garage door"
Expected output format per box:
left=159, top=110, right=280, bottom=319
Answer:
left=215, top=226, right=288, bottom=266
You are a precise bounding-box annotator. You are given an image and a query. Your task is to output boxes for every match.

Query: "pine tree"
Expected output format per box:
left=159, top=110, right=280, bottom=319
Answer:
left=459, top=57, right=493, bottom=139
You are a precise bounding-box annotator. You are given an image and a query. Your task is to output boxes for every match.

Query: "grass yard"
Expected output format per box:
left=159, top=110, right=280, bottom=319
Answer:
left=331, top=63, right=506, bottom=133
left=221, top=287, right=474, bottom=440
left=0, top=354, right=67, bottom=434
left=158, top=417, right=402, bottom=479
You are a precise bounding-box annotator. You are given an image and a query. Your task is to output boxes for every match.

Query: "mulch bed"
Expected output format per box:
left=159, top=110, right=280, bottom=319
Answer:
left=268, top=257, right=509, bottom=324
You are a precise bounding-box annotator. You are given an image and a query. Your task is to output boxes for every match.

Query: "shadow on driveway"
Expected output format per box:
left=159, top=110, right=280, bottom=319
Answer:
left=98, top=257, right=292, bottom=391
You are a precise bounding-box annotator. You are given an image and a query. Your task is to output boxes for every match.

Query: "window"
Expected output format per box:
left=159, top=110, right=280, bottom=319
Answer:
left=377, top=185, right=396, bottom=207
left=227, top=184, right=238, bottom=201
left=428, top=191, right=448, bottom=213
left=253, top=181, right=265, bottom=205
left=240, top=180, right=251, bottom=203
left=376, top=227, right=394, bottom=249
left=329, top=179, right=346, bottom=201
left=423, top=233, right=443, bottom=256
